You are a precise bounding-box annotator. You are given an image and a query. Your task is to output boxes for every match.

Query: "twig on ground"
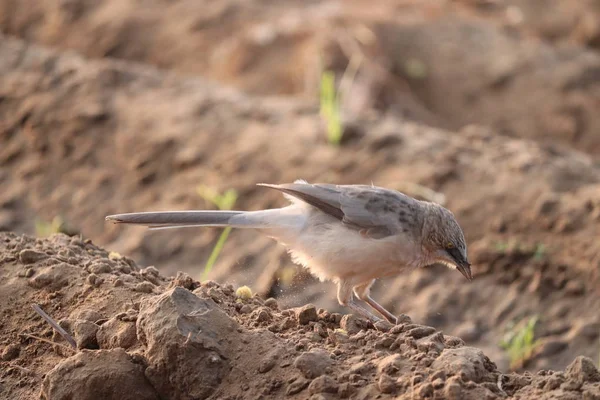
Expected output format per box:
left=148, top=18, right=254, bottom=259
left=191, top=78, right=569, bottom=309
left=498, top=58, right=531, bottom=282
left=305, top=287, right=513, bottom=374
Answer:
left=31, top=304, right=77, bottom=349
left=19, top=333, right=76, bottom=353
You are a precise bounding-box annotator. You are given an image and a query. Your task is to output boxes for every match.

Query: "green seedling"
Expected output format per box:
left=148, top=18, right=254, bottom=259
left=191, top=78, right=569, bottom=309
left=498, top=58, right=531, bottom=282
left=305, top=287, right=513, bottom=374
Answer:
left=35, top=216, right=66, bottom=237
left=533, top=243, right=546, bottom=261
left=320, top=70, right=343, bottom=146
left=499, top=315, right=541, bottom=370
left=196, top=185, right=238, bottom=280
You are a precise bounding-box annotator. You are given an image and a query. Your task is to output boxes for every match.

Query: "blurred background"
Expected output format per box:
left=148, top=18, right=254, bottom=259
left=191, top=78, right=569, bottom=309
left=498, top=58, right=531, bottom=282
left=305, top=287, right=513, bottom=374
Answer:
left=1, top=0, right=599, bottom=373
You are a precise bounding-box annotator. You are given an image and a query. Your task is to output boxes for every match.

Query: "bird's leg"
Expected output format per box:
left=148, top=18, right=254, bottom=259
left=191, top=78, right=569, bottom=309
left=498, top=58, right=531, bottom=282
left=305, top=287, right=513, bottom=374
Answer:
left=353, top=280, right=398, bottom=324
left=337, top=281, right=382, bottom=324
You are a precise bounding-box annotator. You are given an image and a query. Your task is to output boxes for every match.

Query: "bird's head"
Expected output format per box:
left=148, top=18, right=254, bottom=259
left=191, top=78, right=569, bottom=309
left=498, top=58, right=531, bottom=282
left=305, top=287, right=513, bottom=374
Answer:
left=421, top=203, right=472, bottom=281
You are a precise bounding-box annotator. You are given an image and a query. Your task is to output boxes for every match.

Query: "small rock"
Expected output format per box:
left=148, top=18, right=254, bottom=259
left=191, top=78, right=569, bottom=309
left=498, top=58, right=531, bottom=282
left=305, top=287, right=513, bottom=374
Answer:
left=142, top=266, right=159, bottom=276
left=397, top=314, right=412, bottom=324
left=134, top=282, right=155, bottom=293
left=309, top=375, right=338, bottom=394
left=259, top=350, right=280, bottom=373
left=28, top=263, right=75, bottom=291
left=141, top=267, right=161, bottom=285
left=86, top=273, right=101, bottom=287
left=330, top=313, right=343, bottom=324
left=114, top=278, right=124, bottom=287
left=286, top=378, right=309, bottom=395
left=445, top=381, right=462, bottom=400
left=89, top=261, right=112, bottom=274
left=118, top=264, right=132, bottom=274
left=444, top=336, right=465, bottom=347
left=338, top=382, right=354, bottom=398
left=378, top=374, right=396, bottom=394
left=264, top=298, right=278, bottom=310
left=377, top=354, right=408, bottom=375
left=137, top=287, right=235, bottom=399
left=251, top=307, right=272, bottom=323
left=202, top=280, right=221, bottom=288
left=19, top=249, right=48, bottom=264
left=314, top=322, right=327, bottom=338
left=296, top=304, right=318, bottom=325
left=340, top=314, right=363, bottom=335
left=294, top=350, right=333, bottom=379
left=431, top=347, right=491, bottom=383
left=329, top=329, right=349, bottom=344
left=418, top=383, right=433, bottom=398
left=561, top=380, right=582, bottom=391
left=73, top=320, right=100, bottom=349
left=41, top=348, right=159, bottom=400
left=546, top=375, right=564, bottom=390
left=374, top=320, right=393, bottom=332
left=405, top=326, right=436, bottom=339
left=350, top=361, right=374, bottom=375
left=1, top=344, right=20, bottom=361
left=169, top=271, right=196, bottom=290
left=97, top=318, right=137, bottom=349
left=240, top=304, right=253, bottom=314
left=566, top=356, right=600, bottom=385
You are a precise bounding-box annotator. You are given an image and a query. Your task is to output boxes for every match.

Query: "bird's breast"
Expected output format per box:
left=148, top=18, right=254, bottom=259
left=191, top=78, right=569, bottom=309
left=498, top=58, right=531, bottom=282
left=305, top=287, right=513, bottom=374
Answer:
left=283, top=222, right=421, bottom=283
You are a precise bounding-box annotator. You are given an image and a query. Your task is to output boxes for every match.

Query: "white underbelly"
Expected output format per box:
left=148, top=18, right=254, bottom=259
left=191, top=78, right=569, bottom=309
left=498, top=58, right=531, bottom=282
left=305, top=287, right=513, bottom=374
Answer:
left=283, top=222, right=421, bottom=284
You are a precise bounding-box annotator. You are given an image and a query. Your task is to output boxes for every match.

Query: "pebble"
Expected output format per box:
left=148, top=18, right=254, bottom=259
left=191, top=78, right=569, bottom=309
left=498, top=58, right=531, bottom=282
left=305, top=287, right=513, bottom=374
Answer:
left=309, top=376, right=338, bottom=394
left=134, top=282, right=155, bottom=293
left=378, top=374, right=396, bottom=394
left=264, top=298, right=278, bottom=310
left=89, top=261, right=112, bottom=274
left=286, top=378, right=309, bottom=395
left=240, top=304, right=253, bottom=314
left=296, top=304, right=318, bottom=325
left=566, top=356, right=600, bottom=385
left=405, top=326, right=436, bottom=339
left=340, top=314, right=363, bottom=335
left=86, top=273, right=101, bottom=287
left=73, top=320, right=99, bottom=349
left=19, top=249, right=48, bottom=264
left=294, top=350, right=333, bottom=379
left=1, top=344, right=20, bottom=361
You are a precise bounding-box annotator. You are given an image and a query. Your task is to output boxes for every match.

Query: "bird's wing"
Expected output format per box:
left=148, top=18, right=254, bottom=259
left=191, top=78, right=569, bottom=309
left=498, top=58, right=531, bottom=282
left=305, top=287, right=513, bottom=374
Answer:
left=258, top=181, right=414, bottom=239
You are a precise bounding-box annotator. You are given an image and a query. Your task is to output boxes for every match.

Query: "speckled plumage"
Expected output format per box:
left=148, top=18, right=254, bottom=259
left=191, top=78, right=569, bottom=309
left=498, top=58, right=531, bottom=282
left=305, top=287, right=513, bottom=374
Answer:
left=106, top=180, right=472, bottom=324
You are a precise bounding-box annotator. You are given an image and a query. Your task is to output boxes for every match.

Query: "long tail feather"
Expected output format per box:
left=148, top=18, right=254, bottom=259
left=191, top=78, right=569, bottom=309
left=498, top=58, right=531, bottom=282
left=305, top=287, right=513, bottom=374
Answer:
left=105, top=211, right=245, bottom=229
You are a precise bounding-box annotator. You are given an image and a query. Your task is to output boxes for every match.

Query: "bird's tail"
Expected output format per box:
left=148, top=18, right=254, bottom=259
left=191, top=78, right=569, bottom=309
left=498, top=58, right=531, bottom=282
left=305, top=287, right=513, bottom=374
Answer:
left=105, top=210, right=275, bottom=230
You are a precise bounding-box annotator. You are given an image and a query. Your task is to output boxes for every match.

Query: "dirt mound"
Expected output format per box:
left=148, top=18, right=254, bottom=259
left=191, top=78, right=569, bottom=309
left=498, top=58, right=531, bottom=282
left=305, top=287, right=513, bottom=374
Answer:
left=1, top=32, right=600, bottom=373
left=3, top=1, right=600, bottom=154
left=1, top=232, right=599, bottom=400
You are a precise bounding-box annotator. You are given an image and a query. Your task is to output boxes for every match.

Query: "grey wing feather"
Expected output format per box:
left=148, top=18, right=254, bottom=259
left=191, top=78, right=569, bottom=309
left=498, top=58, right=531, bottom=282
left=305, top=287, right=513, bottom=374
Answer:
left=258, top=182, right=407, bottom=238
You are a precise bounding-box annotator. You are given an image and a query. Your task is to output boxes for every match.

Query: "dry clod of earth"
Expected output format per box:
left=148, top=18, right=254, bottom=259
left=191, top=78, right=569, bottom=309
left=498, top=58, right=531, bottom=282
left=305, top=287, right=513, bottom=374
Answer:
left=1, top=232, right=600, bottom=399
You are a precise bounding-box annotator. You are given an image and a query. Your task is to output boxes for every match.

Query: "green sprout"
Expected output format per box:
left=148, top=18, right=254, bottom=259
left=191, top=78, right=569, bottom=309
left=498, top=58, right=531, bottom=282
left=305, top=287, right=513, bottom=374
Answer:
left=533, top=243, right=546, bottom=261
left=499, top=315, right=541, bottom=370
left=320, top=70, right=343, bottom=146
left=35, top=216, right=66, bottom=237
left=196, top=185, right=238, bottom=280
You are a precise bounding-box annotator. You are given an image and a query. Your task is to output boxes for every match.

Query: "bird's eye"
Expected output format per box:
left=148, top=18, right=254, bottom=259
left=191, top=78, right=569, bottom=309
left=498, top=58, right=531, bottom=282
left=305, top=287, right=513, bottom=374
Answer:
left=446, top=243, right=454, bottom=249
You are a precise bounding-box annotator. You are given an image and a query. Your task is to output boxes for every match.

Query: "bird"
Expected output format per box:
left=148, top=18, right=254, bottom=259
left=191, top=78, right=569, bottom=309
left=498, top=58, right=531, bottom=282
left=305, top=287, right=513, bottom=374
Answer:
left=105, top=180, right=472, bottom=324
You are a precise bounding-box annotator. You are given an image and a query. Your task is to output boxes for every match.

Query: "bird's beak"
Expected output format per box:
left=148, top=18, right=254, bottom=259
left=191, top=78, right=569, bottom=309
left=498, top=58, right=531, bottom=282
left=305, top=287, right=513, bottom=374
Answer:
left=456, top=261, right=473, bottom=281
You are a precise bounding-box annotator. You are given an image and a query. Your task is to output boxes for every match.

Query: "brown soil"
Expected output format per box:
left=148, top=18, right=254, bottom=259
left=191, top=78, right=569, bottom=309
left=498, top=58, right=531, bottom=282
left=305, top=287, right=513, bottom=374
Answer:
left=1, top=0, right=600, bottom=398
left=2, top=232, right=600, bottom=400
